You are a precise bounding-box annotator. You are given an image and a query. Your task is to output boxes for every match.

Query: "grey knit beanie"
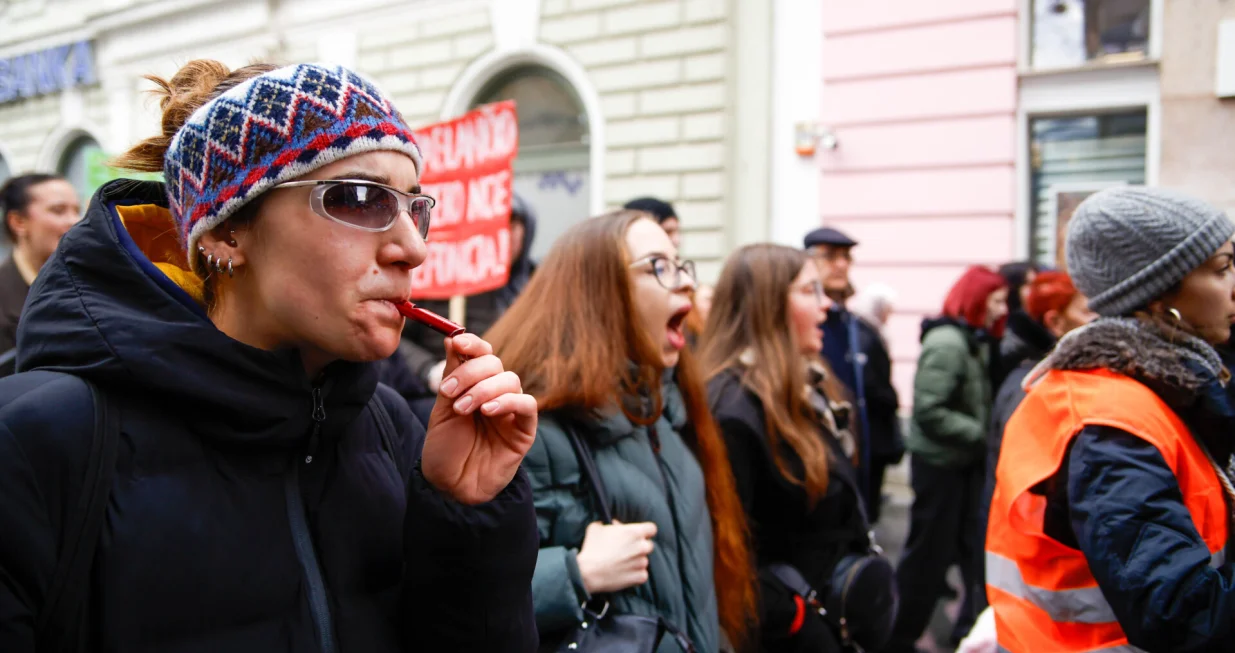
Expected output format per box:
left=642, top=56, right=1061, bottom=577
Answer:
left=1065, top=186, right=1235, bottom=317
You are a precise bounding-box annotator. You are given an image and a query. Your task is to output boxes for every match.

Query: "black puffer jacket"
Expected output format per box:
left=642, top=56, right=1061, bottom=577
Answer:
left=0, top=180, right=538, bottom=652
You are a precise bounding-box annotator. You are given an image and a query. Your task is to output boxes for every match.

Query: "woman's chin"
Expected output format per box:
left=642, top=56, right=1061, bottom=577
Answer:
left=340, top=329, right=402, bottom=362
left=661, top=350, right=681, bottom=369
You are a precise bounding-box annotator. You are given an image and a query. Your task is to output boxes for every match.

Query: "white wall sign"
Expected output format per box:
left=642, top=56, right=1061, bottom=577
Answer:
left=1217, top=19, right=1235, bottom=98
left=0, top=41, right=97, bottom=105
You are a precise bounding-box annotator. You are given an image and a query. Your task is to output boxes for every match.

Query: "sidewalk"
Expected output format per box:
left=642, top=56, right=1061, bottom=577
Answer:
left=873, top=457, right=966, bottom=653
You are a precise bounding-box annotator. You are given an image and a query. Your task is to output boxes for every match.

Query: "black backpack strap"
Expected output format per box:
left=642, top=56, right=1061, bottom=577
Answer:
left=561, top=416, right=614, bottom=524
left=367, top=393, right=407, bottom=480
left=36, top=378, right=119, bottom=652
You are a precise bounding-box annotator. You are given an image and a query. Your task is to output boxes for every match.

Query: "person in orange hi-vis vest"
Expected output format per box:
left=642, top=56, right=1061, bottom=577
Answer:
left=987, top=186, right=1235, bottom=653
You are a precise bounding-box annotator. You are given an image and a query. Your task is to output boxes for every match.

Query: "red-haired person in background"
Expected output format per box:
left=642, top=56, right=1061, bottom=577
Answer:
left=885, top=266, right=1009, bottom=653
left=975, top=271, right=1095, bottom=611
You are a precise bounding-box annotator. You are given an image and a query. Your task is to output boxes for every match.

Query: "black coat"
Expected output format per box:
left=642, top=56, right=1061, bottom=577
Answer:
left=820, top=309, right=904, bottom=485
left=853, top=316, right=903, bottom=463
left=0, top=180, right=538, bottom=652
left=708, top=369, right=868, bottom=652
left=0, top=255, right=29, bottom=355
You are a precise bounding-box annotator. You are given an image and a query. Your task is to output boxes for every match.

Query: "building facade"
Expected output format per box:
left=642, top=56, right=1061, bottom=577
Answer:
left=817, top=0, right=1235, bottom=396
left=2, top=0, right=1232, bottom=401
left=0, top=0, right=828, bottom=281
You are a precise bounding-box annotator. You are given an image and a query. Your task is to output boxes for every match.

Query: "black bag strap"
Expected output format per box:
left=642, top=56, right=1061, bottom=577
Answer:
left=367, top=394, right=407, bottom=480
left=36, top=379, right=120, bottom=652
left=816, top=422, right=879, bottom=548
left=767, top=563, right=817, bottom=600
left=661, top=619, right=697, bottom=653
left=562, top=417, right=614, bottom=524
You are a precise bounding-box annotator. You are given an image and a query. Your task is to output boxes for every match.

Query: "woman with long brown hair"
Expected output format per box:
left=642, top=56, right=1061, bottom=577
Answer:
left=701, top=244, right=894, bottom=653
left=486, top=210, right=755, bottom=652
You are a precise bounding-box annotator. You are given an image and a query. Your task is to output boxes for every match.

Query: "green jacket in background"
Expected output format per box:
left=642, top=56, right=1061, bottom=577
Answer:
left=524, top=376, right=718, bottom=653
left=907, top=319, right=992, bottom=469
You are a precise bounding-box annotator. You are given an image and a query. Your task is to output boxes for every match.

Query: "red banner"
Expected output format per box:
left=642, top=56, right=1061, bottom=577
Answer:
left=409, top=100, right=518, bottom=299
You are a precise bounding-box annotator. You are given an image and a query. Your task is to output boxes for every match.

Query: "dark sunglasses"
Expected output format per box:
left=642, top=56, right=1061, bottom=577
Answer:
left=273, top=179, right=434, bottom=238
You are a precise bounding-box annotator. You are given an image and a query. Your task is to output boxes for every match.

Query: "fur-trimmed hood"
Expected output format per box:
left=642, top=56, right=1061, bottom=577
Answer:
left=1027, top=317, right=1227, bottom=411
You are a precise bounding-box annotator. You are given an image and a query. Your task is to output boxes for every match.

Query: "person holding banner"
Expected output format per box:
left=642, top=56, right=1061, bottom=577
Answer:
left=486, top=210, right=756, bottom=652
left=0, top=60, right=538, bottom=652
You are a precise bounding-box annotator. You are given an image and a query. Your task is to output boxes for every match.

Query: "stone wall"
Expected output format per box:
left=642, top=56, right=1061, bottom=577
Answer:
left=1159, top=0, right=1235, bottom=215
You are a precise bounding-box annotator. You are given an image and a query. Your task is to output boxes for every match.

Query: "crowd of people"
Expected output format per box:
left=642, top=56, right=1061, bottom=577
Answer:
left=2, top=59, right=1235, bottom=653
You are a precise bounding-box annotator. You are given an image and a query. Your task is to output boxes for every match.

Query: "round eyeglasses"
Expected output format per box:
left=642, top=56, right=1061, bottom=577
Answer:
left=630, top=255, right=697, bottom=290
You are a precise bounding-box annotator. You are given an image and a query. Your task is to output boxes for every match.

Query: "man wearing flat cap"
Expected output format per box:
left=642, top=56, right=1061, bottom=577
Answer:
left=805, top=226, right=903, bottom=522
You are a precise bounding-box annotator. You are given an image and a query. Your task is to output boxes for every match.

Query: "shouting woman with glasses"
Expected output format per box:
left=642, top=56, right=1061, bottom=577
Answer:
left=0, top=61, right=539, bottom=652
left=485, top=210, right=756, bottom=652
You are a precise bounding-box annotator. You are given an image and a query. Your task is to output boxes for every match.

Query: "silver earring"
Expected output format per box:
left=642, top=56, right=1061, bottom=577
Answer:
left=227, top=258, right=234, bottom=278
left=1168, top=307, right=1183, bottom=323
left=214, top=257, right=225, bottom=275
left=206, top=253, right=215, bottom=271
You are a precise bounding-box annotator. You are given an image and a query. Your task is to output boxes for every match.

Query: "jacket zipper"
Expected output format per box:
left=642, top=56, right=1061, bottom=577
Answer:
left=285, top=385, right=337, bottom=653
left=647, top=423, right=695, bottom=650
left=305, top=386, right=326, bottom=464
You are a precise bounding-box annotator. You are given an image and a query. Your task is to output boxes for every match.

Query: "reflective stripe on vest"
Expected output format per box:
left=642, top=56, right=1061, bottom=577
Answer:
left=992, top=641, right=1146, bottom=646
left=986, top=551, right=1118, bottom=624
left=987, top=550, right=1227, bottom=626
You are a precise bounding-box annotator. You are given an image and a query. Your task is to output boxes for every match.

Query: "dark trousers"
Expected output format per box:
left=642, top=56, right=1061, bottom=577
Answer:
left=866, top=462, right=886, bottom=523
left=883, top=455, right=984, bottom=652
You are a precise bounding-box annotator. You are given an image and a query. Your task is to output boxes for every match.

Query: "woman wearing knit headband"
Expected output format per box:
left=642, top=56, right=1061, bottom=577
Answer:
left=0, top=61, right=538, bottom=651
left=987, top=187, right=1235, bottom=652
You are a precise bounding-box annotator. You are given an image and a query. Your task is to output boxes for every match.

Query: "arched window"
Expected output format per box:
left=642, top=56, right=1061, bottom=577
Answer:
left=56, top=134, right=103, bottom=205
left=473, top=66, right=590, bottom=261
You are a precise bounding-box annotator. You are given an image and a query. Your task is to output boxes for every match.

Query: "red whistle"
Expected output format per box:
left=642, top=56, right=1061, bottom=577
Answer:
left=395, top=301, right=466, bottom=338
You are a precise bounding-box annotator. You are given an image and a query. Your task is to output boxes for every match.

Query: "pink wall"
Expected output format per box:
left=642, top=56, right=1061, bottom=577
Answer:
left=819, top=0, right=1019, bottom=402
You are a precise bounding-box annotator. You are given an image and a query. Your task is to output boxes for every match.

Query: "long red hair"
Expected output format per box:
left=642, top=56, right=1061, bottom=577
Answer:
left=484, top=211, right=756, bottom=647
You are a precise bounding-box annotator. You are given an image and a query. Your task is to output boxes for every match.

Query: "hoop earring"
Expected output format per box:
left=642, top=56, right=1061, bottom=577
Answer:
left=206, top=253, right=215, bottom=272
left=1164, top=307, right=1184, bottom=344
left=214, top=257, right=225, bottom=276
left=227, top=258, right=234, bottom=278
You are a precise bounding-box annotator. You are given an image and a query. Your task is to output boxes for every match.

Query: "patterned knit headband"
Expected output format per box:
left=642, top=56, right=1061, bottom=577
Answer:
left=163, top=63, right=423, bottom=274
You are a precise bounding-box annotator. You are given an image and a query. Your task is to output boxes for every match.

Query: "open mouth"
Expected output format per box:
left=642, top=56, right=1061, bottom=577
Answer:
left=666, top=306, right=691, bottom=350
